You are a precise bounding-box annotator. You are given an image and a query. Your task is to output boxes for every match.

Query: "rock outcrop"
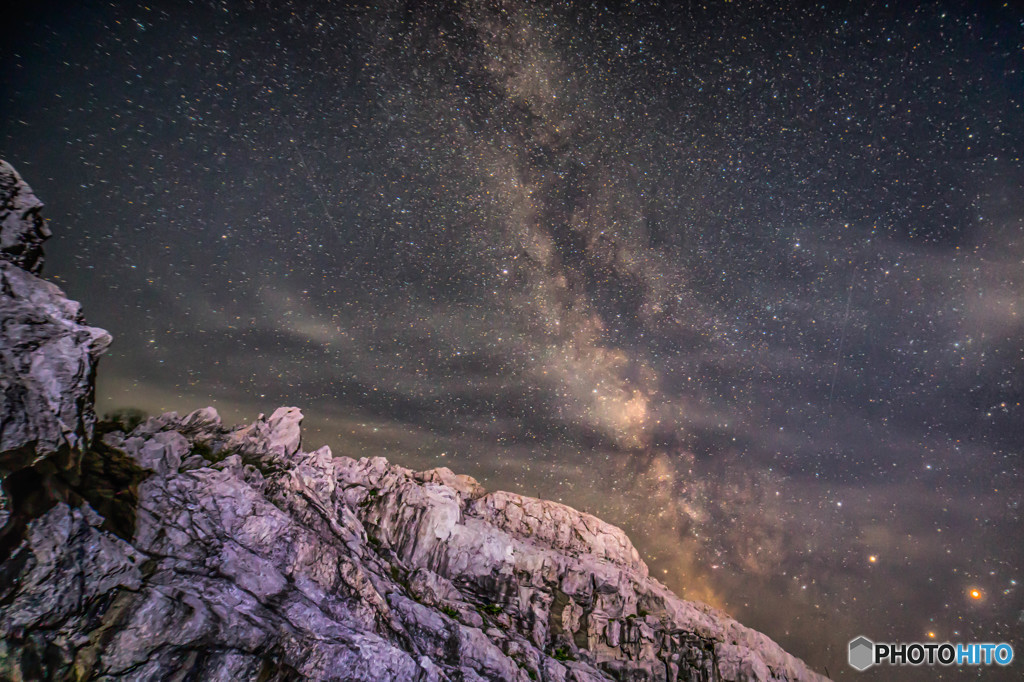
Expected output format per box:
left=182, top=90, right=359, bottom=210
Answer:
left=1, top=407, right=829, bottom=681
left=1, top=159, right=50, bottom=274
left=0, top=161, right=110, bottom=545
left=0, top=160, right=829, bottom=681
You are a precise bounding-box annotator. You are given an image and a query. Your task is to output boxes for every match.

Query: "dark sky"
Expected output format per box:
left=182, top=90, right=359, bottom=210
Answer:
left=3, top=1, right=1023, bottom=678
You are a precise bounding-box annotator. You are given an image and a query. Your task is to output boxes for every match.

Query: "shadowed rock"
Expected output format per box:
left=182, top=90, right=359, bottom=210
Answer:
left=0, top=161, right=110, bottom=472
left=0, top=160, right=111, bottom=555
left=1, top=405, right=830, bottom=682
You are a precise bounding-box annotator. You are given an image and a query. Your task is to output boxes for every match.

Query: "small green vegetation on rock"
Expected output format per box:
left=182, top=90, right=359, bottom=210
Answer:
left=97, top=408, right=148, bottom=435
left=552, top=646, right=575, bottom=662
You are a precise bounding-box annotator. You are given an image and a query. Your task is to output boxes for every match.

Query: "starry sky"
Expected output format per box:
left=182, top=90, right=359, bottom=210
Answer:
left=3, top=1, right=1023, bottom=678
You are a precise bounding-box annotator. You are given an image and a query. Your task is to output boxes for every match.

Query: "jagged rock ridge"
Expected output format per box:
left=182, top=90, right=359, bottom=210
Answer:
left=0, top=159, right=829, bottom=681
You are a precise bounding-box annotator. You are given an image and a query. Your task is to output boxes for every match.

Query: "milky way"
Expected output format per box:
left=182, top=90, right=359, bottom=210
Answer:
left=3, top=1, right=1023, bottom=678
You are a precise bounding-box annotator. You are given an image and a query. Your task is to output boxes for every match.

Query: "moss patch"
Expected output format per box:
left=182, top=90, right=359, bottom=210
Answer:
left=96, top=409, right=148, bottom=436
left=552, top=645, right=575, bottom=662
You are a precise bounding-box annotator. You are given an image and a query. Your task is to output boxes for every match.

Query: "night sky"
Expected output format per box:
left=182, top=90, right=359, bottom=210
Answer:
left=3, top=1, right=1023, bottom=678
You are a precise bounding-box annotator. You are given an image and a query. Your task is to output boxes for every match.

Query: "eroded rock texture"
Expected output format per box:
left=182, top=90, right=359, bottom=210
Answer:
left=0, top=161, right=110, bottom=473
left=0, top=159, right=49, bottom=274
left=1, top=406, right=828, bottom=681
left=0, top=160, right=110, bottom=542
left=0, top=160, right=828, bottom=681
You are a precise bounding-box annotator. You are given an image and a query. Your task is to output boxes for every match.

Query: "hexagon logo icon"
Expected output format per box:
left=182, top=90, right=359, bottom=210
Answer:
left=848, top=636, right=875, bottom=671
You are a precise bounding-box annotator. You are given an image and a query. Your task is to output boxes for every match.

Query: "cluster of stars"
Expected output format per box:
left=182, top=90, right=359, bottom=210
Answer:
left=2, top=1, right=1021, bottom=678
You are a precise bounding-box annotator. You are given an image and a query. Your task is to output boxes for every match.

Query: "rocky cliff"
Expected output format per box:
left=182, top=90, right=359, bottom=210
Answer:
left=0, top=160, right=111, bottom=550
left=0, top=160, right=829, bottom=681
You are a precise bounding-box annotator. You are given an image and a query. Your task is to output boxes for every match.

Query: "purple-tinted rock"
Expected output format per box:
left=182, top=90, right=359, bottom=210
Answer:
left=0, top=160, right=110, bottom=477
left=0, top=160, right=49, bottom=274
left=0, top=162, right=829, bottom=681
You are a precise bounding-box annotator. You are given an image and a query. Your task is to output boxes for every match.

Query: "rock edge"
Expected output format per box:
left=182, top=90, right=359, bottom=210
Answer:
left=0, top=159, right=830, bottom=681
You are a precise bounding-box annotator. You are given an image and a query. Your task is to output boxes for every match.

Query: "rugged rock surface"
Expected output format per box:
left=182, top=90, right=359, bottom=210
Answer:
left=0, top=160, right=829, bottom=681
left=1, top=160, right=50, bottom=274
left=0, top=160, right=110, bottom=471
left=1, top=407, right=829, bottom=681
left=0, top=161, right=110, bottom=541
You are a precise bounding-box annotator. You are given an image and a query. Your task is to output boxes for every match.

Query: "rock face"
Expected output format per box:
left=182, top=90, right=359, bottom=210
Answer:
left=1, top=159, right=50, bottom=274
left=0, top=160, right=829, bottom=681
left=1, top=407, right=830, bottom=681
left=0, top=160, right=111, bottom=555
left=0, top=161, right=110, bottom=476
